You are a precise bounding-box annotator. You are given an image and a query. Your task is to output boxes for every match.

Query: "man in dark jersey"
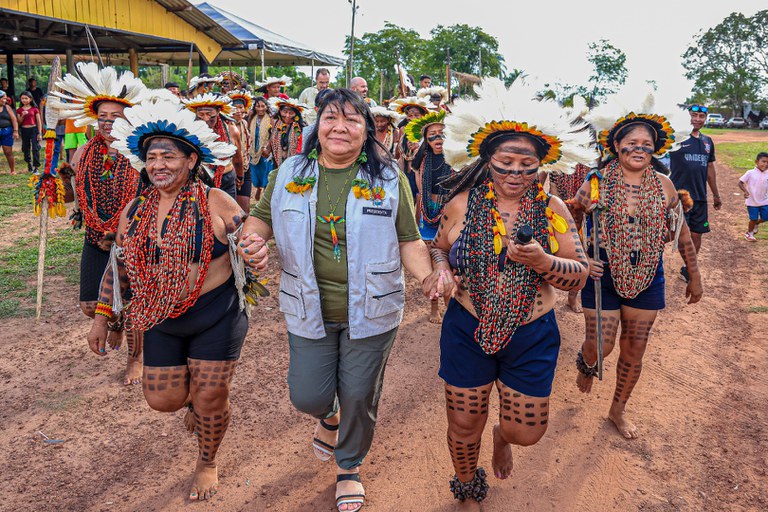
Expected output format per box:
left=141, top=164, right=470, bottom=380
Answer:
left=669, top=104, right=721, bottom=282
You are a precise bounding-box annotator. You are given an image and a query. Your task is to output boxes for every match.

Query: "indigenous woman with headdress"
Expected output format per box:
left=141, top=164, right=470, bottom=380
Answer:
left=430, top=78, right=594, bottom=506
left=215, top=70, right=246, bottom=94
left=86, top=99, right=263, bottom=501
left=369, top=105, right=402, bottom=156
left=389, top=96, right=431, bottom=205
left=188, top=73, right=223, bottom=97
left=406, top=109, right=452, bottom=323
left=417, top=85, right=450, bottom=112
left=228, top=89, right=254, bottom=211
left=572, top=84, right=703, bottom=439
left=182, top=93, right=244, bottom=200
left=247, top=96, right=273, bottom=200
left=49, top=62, right=147, bottom=386
left=255, top=75, right=291, bottom=100
left=238, top=88, right=440, bottom=512
left=264, top=97, right=306, bottom=169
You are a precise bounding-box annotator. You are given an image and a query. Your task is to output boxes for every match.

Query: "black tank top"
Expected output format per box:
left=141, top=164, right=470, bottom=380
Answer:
left=0, top=105, right=12, bottom=129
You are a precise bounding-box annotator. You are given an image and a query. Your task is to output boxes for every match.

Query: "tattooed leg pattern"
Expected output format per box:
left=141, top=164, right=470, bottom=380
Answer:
left=188, top=359, right=238, bottom=501
left=123, top=330, right=143, bottom=386
left=445, top=384, right=492, bottom=484
left=577, top=309, right=620, bottom=393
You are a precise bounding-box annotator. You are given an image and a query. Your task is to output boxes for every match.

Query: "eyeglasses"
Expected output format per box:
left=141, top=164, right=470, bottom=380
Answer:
left=690, top=105, right=708, bottom=113
left=145, top=155, right=187, bottom=167
left=489, top=162, right=539, bottom=176
left=427, top=134, right=444, bottom=142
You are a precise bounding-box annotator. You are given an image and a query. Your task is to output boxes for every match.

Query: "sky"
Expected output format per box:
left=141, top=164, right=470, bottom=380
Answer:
left=206, top=0, right=765, bottom=101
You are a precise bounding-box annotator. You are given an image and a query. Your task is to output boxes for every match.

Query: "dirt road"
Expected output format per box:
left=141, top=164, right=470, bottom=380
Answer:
left=0, top=132, right=765, bottom=511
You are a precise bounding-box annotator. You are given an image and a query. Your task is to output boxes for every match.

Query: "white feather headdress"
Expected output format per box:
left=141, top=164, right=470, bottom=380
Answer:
left=370, top=105, right=403, bottom=125
left=388, top=96, right=430, bottom=116
left=111, top=99, right=236, bottom=172
left=269, top=96, right=307, bottom=113
left=189, top=74, right=223, bottom=90
left=181, top=92, right=233, bottom=116
left=584, top=81, right=690, bottom=157
left=417, top=86, right=449, bottom=104
left=227, top=89, right=254, bottom=111
left=255, top=75, right=292, bottom=89
left=49, top=62, right=147, bottom=127
left=145, top=88, right=182, bottom=105
left=443, top=78, right=597, bottom=173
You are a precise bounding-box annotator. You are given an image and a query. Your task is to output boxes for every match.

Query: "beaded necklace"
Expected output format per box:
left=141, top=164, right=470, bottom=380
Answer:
left=317, top=163, right=357, bottom=262
left=420, top=151, right=450, bottom=225
left=211, top=115, right=230, bottom=187
left=76, top=134, right=139, bottom=244
left=457, top=179, right=549, bottom=355
left=549, top=163, right=590, bottom=201
left=269, top=120, right=302, bottom=168
left=122, top=180, right=213, bottom=331
left=600, top=159, right=666, bottom=299
left=376, top=125, right=395, bottom=153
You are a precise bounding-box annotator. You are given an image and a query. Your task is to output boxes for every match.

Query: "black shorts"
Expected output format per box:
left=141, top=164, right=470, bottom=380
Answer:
left=438, top=299, right=561, bottom=397
left=685, top=200, right=710, bottom=233
left=79, top=242, right=110, bottom=302
left=143, top=276, right=248, bottom=367
left=581, top=247, right=665, bottom=311
left=236, top=167, right=252, bottom=198
left=219, top=171, right=237, bottom=200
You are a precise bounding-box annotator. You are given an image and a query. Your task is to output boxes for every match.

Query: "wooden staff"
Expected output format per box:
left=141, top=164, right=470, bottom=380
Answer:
left=36, top=204, right=48, bottom=319
left=590, top=206, right=604, bottom=380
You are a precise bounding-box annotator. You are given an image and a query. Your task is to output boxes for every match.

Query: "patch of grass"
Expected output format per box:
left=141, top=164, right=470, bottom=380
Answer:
left=0, top=228, right=83, bottom=316
left=746, top=306, right=768, bottom=314
left=717, top=142, right=768, bottom=173
left=0, top=171, right=34, bottom=220
left=701, top=128, right=767, bottom=136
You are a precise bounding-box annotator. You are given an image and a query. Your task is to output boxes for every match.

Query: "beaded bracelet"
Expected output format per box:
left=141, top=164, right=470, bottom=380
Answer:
left=95, top=301, right=113, bottom=319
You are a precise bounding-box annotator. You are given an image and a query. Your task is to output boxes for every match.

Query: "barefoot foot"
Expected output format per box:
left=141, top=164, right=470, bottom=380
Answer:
left=428, top=301, right=444, bottom=324
left=491, top=424, right=513, bottom=479
left=107, top=329, right=124, bottom=351
left=576, top=371, right=594, bottom=393
left=566, top=292, right=582, bottom=313
left=454, top=500, right=482, bottom=511
left=608, top=406, right=639, bottom=439
left=183, top=403, right=196, bottom=434
left=189, top=460, right=218, bottom=501
left=123, top=357, right=143, bottom=386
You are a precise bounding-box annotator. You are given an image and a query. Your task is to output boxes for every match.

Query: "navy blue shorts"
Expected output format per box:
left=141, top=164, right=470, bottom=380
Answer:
left=143, top=276, right=248, bottom=367
left=438, top=299, right=561, bottom=397
left=581, top=247, right=665, bottom=311
left=747, top=205, right=768, bottom=222
left=0, top=126, right=13, bottom=147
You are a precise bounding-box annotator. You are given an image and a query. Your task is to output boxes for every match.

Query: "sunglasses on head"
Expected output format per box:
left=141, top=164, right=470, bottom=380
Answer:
left=427, top=134, right=444, bottom=142
left=690, top=105, right=708, bottom=113
left=489, top=162, right=539, bottom=176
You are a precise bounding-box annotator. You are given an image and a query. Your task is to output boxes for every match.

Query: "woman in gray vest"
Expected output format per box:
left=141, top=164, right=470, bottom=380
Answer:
left=238, top=88, right=446, bottom=512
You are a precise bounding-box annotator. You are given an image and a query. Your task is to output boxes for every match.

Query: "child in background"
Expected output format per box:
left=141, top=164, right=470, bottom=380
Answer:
left=16, top=91, right=43, bottom=172
left=738, top=152, right=768, bottom=242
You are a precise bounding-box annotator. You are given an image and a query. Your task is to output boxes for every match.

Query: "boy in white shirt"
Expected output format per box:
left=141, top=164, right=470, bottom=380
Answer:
left=738, top=152, right=768, bottom=241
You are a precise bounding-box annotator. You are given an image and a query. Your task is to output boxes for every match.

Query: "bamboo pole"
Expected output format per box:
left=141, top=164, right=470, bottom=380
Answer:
left=35, top=203, right=48, bottom=320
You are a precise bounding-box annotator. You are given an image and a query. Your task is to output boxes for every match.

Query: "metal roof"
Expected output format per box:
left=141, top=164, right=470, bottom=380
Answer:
left=154, top=0, right=241, bottom=47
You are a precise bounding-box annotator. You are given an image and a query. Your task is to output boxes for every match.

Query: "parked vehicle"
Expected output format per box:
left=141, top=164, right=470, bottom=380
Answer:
left=759, top=118, right=768, bottom=130
left=705, top=113, right=725, bottom=127
left=726, top=117, right=747, bottom=128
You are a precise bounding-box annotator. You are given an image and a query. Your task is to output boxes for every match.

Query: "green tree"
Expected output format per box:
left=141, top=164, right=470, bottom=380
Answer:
left=342, top=22, right=425, bottom=101
left=682, top=12, right=763, bottom=116
left=586, top=39, right=627, bottom=101
left=424, top=24, right=505, bottom=80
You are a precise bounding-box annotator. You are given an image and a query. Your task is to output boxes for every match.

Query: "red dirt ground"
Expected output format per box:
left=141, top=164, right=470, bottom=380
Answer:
left=0, top=131, right=765, bottom=511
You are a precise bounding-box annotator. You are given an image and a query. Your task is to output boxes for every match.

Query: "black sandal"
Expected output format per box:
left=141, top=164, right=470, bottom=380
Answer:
left=335, top=473, right=365, bottom=511
left=312, top=418, right=339, bottom=462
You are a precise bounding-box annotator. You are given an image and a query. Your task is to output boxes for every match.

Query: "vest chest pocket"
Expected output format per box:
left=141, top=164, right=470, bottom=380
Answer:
left=364, top=261, right=404, bottom=319
left=279, top=270, right=306, bottom=319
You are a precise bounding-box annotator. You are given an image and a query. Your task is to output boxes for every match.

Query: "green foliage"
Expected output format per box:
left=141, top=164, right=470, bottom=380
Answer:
left=682, top=11, right=767, bottom=116
left=425, top=24, right=505, bottom=79
left=586, top=39, right=627, bottom=100
left=715, top=141, right=766, bottom=172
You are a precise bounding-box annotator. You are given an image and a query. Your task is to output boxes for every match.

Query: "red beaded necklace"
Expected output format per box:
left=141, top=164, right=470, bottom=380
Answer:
left=601, top=159, right=666, bottom=299
left=269, top=119, right=302, bottom=168
left=121, top=180, right=214, bottom=331
left=76, top=134, right=139, bottom=244
left=211, top=115, right=230, bottom=187
left=550, top=163, right=590, bottom=201
left=457, top=179, right=549, bottom=355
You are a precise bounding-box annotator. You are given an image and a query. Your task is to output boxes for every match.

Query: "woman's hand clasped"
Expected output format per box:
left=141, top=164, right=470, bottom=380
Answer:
left=238, top=233, right=269, bottom=272
left=422, top=269, right=458, bottom=301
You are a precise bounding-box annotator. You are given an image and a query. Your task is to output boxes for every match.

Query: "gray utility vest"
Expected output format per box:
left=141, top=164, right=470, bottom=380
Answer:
left=271, top=156, right=404, bottom=340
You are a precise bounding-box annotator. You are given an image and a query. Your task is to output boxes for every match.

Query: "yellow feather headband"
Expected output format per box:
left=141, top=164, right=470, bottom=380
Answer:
left=405, top=110, right=446, bottom=143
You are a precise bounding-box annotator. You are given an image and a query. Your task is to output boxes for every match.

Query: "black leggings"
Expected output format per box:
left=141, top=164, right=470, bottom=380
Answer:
left=220, top=171, right=237, bottom=200
left=236, top=166, right=252, bottom=198
left=143, top=276, right=248, bottom=367
left=20, top=126, right=40, bottom=169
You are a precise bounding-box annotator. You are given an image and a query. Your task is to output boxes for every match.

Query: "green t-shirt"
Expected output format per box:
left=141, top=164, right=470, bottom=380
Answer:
left=252, top=163, right=420, bottom=322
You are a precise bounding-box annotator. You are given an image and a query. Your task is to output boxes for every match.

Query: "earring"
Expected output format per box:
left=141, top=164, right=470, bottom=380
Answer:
left=294, top=115, right=300, bottom=122
left=357, top=151, right=368, bottom=165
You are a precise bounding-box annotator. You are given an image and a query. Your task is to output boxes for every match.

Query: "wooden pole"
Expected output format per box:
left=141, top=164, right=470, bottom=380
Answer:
left=35, top=203, right=48, bottom=320
left=128, top=48, right=138, bottom=76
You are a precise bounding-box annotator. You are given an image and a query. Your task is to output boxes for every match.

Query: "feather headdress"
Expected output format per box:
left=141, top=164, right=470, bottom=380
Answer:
left=417, top=86, right=449, bottom=104
left=404, top=110, right=446, bottom=143
left=443, top=78, right=597, bottom=173
left=255, top=75, right=292, bottom=90
left=269, top=96, right=307, bottom=113
left=388, top=96, right=430, bottom=116
left=182, top=92, right=233, bottom=116
left=111, top=99, right=236, bottom=172
left=584, top=81, right=690, bottom=157
left=188, top=74, right=223, bottom=90
left=144, top=88, right=182, bottom=105
left=215, top=70, right=246, bottom=89
left=227, top=89, right=254, bottom=111
left=370, top=105, right=403, bottom=125
left=49, top=62, right=147, bottom=127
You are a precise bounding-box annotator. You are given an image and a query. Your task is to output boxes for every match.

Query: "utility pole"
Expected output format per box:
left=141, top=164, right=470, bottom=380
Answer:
left=348, top=0, right=359, bottom=86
